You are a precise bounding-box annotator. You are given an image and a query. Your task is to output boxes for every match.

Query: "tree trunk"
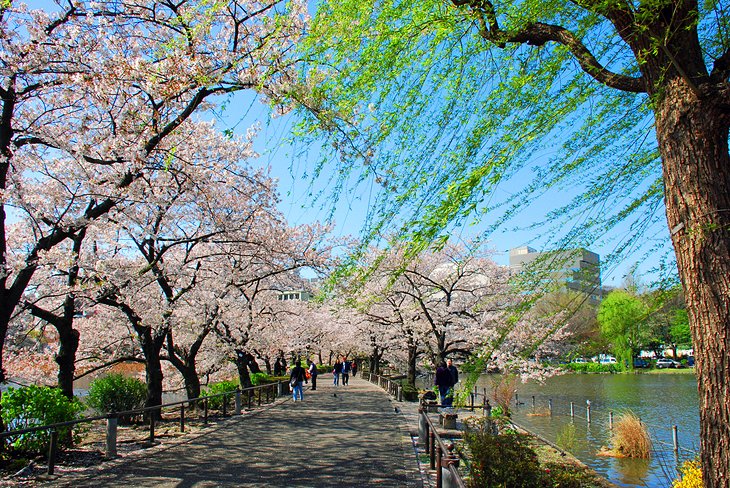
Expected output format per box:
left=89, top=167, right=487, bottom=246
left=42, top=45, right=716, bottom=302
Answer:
left=181, top=366, right=201, bottom=401
left=246, top=352, right=262, bottom=374
left=56, top=325, right=80, bottom=399
left=141, top=330, right=166, bottom=419
left=407, top=344, right=418, bottom=388
left=656, top=80, right=730, bottom=488
left=235, top=350, right=253, bottom=389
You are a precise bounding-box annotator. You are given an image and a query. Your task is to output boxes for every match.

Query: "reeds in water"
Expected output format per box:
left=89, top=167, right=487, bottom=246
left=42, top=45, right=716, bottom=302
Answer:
left=611, top=412, right=652, bottom=459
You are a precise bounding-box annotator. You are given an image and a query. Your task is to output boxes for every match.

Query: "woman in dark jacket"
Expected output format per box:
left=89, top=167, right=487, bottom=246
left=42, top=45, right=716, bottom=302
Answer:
left=434, top=361, right=454, bottom=406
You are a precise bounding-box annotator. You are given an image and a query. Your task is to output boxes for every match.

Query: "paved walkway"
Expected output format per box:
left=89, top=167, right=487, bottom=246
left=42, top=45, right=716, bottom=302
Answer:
left=50, top=376, right=421, bottom=487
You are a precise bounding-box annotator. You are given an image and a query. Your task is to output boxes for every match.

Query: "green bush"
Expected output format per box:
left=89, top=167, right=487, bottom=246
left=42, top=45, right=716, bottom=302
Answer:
left=86, top=374, right=147, bottom=422
left=464, top=418, right=545, bottom=488
left=202, top=380, right=239, bottom=410
left=394, top=380, right=419, bottom=402
left=563, top=362, right=623, bottom=373
left=250, top=372, right=273, bottom=386
left=1, top=385, right=84, bottom=454
left=543, top=462, right=603, bottom=488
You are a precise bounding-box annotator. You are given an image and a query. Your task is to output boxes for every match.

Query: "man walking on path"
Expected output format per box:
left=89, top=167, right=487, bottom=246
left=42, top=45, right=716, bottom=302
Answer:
left=309, top=360, right=318, bottom=391
left=434, top=361, right=454, bottom=407
left=342, top=358, right=351, bottom=385
left=446, top=359, right=458, bottom=407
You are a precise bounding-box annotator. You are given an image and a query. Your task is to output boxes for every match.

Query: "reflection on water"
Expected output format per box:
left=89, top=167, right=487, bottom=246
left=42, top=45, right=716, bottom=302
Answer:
left=475, top=373, right=699, bottom=488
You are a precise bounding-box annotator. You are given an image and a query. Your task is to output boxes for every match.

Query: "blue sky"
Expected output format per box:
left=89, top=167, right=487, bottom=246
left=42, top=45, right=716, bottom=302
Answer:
left=20, top=0, right=676, bottom=288
left=218, top=91, right=674, bottom=288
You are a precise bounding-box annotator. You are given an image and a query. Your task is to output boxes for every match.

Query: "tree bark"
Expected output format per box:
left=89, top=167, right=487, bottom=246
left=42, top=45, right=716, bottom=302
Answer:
left=407, top=344, right=418, bottom=388
left=235, top=350, right=253, bottom=389
left=656, top=80, right=730, bottom=488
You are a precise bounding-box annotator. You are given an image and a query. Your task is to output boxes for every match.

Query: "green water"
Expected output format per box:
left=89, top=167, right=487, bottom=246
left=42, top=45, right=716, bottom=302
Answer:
left=480, top=373, right=699, bottom=487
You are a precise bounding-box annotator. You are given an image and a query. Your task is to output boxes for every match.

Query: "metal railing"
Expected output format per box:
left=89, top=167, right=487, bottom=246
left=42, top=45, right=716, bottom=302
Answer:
left=418, top=408, right=467, bottom=488
left=0, top=380, right=284, bottom=476
left=363, top=372, right=403, bottom=401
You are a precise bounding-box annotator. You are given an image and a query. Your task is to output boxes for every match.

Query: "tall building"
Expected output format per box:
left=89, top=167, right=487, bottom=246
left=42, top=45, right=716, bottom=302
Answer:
left=509, top=246, right=602, bottom=302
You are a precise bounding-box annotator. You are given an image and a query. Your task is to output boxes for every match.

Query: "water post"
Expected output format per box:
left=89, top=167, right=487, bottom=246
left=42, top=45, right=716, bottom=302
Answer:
left=609, top=411, right=613, bottom=429
left=586, top=400, right=591, bottom=423
left=673, top=425, right=679, bottom=453
left=570, top=401, right=574, bottom=418
left=548, top=399, right=553, bottom=416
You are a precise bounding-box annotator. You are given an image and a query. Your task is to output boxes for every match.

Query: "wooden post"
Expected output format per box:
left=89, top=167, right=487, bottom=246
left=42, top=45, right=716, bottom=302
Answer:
left=203, top=398, right=209, bottom=424
left=235, top=388, right=242, bottom=415
left=436, top=444, right=443, bottom=488
left=673, top=425, right=679, bottom=453
left=609, top=411, right=614, bottom=429
left=515, top=393, right=519, bottom=406
left=430, top=431, right=436, bottom=470
left=532, top=395, right=536, bottom=408
left=586, top=400, right=591, bottom=423
left=106, top=416, right=118, bottom=458
left=222, top=393, right=227, bottom=417
left=180, top=403, right=185, bottom=433
left=548, top=399, right=553, bottom=416
left=149, top=410, right=156, bottom=443
left=47, top=429, right=58, bottom=475
left=570, top=401, right=574, bottom=418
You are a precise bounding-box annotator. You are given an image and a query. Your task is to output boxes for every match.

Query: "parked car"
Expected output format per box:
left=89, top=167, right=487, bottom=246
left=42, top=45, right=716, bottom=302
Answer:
left=599, top=356, right=617, bottom=365
left=656, top=358, right=681, bottom=369
left=633, top=358, right=649, bottom=368
left=571, top=358, right=588, bottom=364
left=687, top=356, right=695, bottom=367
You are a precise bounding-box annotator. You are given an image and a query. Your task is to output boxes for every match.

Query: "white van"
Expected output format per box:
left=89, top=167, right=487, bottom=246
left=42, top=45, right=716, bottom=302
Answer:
left=599, top=355, right=617, bottom=365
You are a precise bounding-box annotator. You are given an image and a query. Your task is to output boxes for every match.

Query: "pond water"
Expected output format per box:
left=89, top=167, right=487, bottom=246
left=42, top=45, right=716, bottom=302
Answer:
left=477, top=373, right=699, bottom=487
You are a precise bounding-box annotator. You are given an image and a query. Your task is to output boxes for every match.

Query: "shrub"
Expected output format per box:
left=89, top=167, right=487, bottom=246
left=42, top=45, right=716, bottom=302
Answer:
left=398, top=382, right=419, bottom=402
left=543, top=462, right=602, bottom=488
left=556, top=423, right=577, bottom=452
left=1, top=385, right=84, bottom=454
left=672, top=459, right=703, bottom=488
left=490, top=374, right=518, bottom=415
left=202, top=380, right=239, bottom=410
left=464, top=417, right=545, bottom=488
left=86, top=374, right=147, bottom=422
left=563, top=362, right=623, bottom=373
left=611, top=412, right=652, bottom=458
left=249, top=372, right=270, bottom=386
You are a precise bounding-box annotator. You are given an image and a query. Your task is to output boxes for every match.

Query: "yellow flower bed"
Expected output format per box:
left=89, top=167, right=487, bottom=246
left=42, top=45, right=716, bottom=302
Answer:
left=672, top=460, right=703, bottom=488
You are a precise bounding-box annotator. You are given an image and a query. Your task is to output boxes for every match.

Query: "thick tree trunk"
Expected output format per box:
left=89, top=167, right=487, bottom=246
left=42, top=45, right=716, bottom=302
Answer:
left=235, top=350, right=253, bottom=388
left=407, top=344, right=418, bottom=388
left=56, top=325, right=80, bottom=399
left=181, top=366, right=201, bottom=401
left=141, top=330, right=165, bottom=419
left=656, top=80, right=730, bottom=488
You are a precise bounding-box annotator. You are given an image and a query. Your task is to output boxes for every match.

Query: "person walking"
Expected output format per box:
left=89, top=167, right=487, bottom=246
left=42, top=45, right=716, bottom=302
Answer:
left=290, top=360, right=307, bottom=402
left=342, top=358, right=351, bottom=385
left=333, top=359, right=343, bottom=386
left=309, top=360, right=318, bottom=391
left=446, top=358, right=458, bottom=406
left=434, top=361, right=454, bottom=407
left=351, top=361, right=358, bottom=377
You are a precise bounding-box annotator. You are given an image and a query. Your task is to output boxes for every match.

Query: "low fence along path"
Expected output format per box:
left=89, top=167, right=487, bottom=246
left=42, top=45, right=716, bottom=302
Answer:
left=51, top=376, right=418, bottom=487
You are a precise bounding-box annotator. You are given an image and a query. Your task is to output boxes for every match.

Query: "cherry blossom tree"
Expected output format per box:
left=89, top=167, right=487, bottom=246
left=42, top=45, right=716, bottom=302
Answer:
left=0, top=0, right=307, bottom=385
left=214, top=232, right=332, bottom=387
